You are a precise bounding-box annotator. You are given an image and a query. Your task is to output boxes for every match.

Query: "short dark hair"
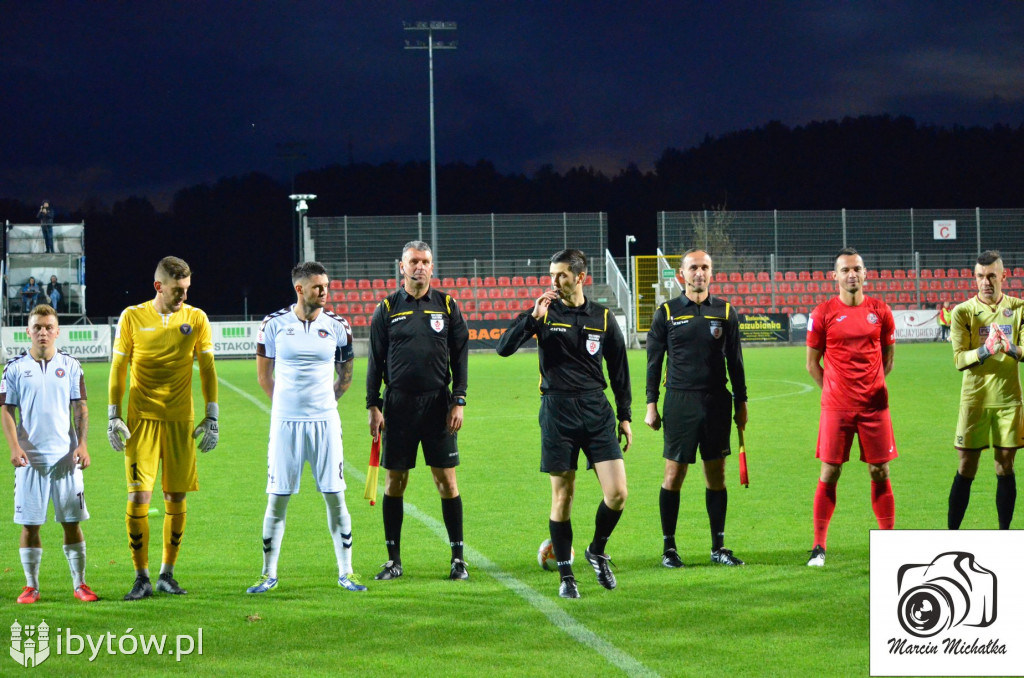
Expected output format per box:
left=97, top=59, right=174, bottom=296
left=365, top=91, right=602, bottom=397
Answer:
left=836, top=247, right=860, bottom=260
left=681, top=247, right=711, bottom=258
left=550, top=249, right=588, bottom=275
left=402, top=241, right=432, bottom=257
left=977, top=250, right=1002, bottom=267
left=291, top=261, right=328, bottom=285
left=156, top=256, right=191, bottom=281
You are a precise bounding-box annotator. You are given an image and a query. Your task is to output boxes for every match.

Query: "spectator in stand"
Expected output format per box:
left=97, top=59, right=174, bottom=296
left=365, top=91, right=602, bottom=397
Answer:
left=937, top=301, right=952, bottom=342
left=38, top=201, right=54, bottom=253
left=46, top=276, right=64, bottom=313
left=21, top=277, right=41, bottom=314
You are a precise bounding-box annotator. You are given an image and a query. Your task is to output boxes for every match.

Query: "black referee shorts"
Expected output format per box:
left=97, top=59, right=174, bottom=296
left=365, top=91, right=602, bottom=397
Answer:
left=662, top=389, right=733, bottom=464
left=539, top=392, right=623, bottom=473
left=381, top=388, right=459, bottom=471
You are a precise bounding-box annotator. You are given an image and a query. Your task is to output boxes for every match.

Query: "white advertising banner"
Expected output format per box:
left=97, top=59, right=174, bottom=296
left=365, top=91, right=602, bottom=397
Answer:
left=210, top=321, right=262, bottom=357
left=2, top=325, right=111, bottom=360
left=893, top=309, right=941, bottom=341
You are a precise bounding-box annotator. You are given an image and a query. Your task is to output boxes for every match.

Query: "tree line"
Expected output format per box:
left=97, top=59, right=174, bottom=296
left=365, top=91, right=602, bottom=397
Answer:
left=3, top=115, right=1021, bottom=317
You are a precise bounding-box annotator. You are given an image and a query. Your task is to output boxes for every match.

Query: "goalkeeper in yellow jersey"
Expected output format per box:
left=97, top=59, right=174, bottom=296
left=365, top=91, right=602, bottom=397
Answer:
left=108, top=256, right=219, bottom=600
left=948, top=250, right=1024, bottom=530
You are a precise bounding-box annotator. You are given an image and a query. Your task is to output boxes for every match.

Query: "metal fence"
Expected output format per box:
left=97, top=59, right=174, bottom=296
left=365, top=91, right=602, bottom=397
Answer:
left=307, top=212, right=607, bottom=283
left=658, top=208, right=1023, bottom=273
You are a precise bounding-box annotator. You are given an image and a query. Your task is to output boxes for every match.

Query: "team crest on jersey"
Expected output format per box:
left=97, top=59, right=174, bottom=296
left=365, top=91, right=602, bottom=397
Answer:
left=586, top=333, right=601, bottom=355
left=318, top=329, right=329, bottom=338
left=1005, top=309, right=1014, bottom=318
left=430, top=314, right=444, bottom=333
left=55, top=368, right=66, bottom=378
left=866, top=313, right=879, bottom=325
left=709, top=320, right=723, bottom=339
left=180, top=323, right=192, bottom=335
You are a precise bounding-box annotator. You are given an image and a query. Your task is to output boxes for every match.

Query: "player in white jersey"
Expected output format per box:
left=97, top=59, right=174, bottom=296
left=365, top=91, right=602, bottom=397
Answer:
left=1, top=305, right=98, bottom=603
left=246, top=262, right=366, bottom=593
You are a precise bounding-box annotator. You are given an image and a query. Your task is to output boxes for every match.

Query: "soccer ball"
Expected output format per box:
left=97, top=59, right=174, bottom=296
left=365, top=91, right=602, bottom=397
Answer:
left=537, top=538, right=574, bottom=571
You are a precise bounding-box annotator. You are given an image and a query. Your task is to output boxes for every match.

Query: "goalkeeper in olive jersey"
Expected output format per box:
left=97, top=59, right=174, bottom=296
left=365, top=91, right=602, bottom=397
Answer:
left=948, top=250, right=1024, bottom=530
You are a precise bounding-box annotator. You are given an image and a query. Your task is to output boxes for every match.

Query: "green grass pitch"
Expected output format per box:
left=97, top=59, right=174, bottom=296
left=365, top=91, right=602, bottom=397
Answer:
left=0, top=343, right=1007, bottom=676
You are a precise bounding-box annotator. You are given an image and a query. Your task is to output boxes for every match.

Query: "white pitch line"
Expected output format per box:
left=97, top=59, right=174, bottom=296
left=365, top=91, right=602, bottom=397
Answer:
left=745, top=378, right=814, bottom=402
left=215, top=370, right=660, bottom=678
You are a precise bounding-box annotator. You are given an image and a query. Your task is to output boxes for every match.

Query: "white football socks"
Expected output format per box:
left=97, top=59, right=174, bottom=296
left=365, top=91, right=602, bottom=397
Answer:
left=63, top=541, right=87, bottom=589
left=20, top=547, right=42, bottom=589
left=262, top=493, right=290, bottom=578
left=323, top=492, right=353, bottom=576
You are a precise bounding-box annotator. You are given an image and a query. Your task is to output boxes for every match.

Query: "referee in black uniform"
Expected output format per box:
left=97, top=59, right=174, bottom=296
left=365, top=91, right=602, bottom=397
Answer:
left=367, top=241, right=470, bottom=581
left=645, top=248, right=748, bottom=568
left=497, top=249, right=631, bottom=599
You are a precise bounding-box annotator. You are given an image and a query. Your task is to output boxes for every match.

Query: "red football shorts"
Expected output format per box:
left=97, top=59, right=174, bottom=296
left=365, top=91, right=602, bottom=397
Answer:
left=816, top=408, right=898, bottom=465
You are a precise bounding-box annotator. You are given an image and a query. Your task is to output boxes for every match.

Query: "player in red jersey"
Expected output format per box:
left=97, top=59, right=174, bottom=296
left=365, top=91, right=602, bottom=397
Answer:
left=805, top=248, right=897, bottom=566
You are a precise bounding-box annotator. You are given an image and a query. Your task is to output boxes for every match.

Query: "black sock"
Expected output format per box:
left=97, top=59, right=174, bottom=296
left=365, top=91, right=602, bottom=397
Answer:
left=996, top=474, right=1016, bottom=530
left=659, top=487, right=680, bottom=552
left=382, top=494, right=403, bottom=563
left=549, top=519, right=574, bottom=578
left=947, top=473, right=974, bottom=529
left=590, top=500, right=623, bottom=556
left=706, top=488, right=727, bottom=551
left=441, top=495, right=464, bottom=560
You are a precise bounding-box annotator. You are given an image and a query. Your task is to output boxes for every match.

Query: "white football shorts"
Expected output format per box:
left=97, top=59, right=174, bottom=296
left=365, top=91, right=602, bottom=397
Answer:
left=14, top=455, right=90, bottom=525
left=266, top=418, right=346, bottom=495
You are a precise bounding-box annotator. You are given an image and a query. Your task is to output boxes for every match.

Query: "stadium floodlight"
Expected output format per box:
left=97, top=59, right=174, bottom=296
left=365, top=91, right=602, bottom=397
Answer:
left=289, top=194, right=317, bottom=261
left=404, top=20, right=457, bottom=269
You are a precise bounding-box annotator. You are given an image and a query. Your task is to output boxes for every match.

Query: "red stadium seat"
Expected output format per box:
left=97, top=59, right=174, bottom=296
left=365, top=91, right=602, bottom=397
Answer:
left=925, top=292, right=939, bottom=303
left=743, top=272, right=756, bottom=282
left=497, top=276, right=511, bottom=287
left=1013, top=268, right=1024, bottom=278
left=800, top=294, right=814, bottom=305
left=957, top=279, right=972, bottom=290
left=493, top=300, right=507, bottom=311
left=462, top=300, right=476, bottom=312
left=349, top=303, right=363, bottom=314
left=920, top=269, right=932, bottom=278
left=375, top=289, right=388, bottom=300
left=715, top=272, right=729, bottom=283
left=502, top=288, right=515, bottom=298
left=483, top=276, right=497, bottom=287
left=959, top=268, right=972, bottom=278
left=756, top=272, right=770, bottom=282
left=784, top=271, right=797, bottom=281
left=516, top=288, right=531, bottom=298
left=335, top=303, right=349, bottom=314
left=806, top=282, right=820, bottom=293
left=456, top=277, right=470, bottom=288
left=1009, top=278, right=1023, bottom=290
left=954, top=291, right=969, bottom=302
left=511, top=276, right=525, bottom=286
left=331, top=291, right=345, bottom=302
left=539, top=275, right=552, bottom=286
left=358, top=279, right=371, bottom=289
left=942, top=279, right=955, bottom=290
left=476, top=288, right=489, bottom=299
left=778, top=282, right=792, bottom=293
left=729, top=272, right=743, bottom=283
left=351, top=315, right=368, bottom=327
left=530, top=287, right=545, bottom=297
left=902, top=280, right=916, bottom=291
left=329, top=280, right=343, bottom=290
left=498, top=312, right=514, bottom=320
left=750, top=283, right=764, bottom=294
left=798, top=271, right=812, bottom=281
left=441, top=278, right=456, bottom=288
left=722, top=283, right=736, bottom=295
left=866, top=270, right=879, bottom=279
left=880, top=269, right=893, bottom=279
left=932, top=269, right=946, bottom=278
left=323, top=303, right=335, bottom=313
left=744, top=295, right=757, bottom=306
left=372, top=279, right=387, bottom=289
left=488, top=289, right=502, bottom=299
left=812, top=271, right=827, bottom=280
left=906, top=269, right=917, bottom=278
left=470, top=277, right=484, bottom=287
left=483, top=312, right=498, bottom=320
left=479, top=301, right=493, bottom=312
left=946, top=268, right=959, bottom=278
left=792, top=282, right=806, bottom=293
left=346, top=291, right=360, bottom=302
left=773, top=271, right=784, bottom=281
left=344, top=279, right=358, bottom=290
left=893, top=269, right=906, bottom=279
left=757, top=295, right=771, bottom=306
left=360, top=290, right=374, bottom=301
left=525, top=276, right=539, bottom=286
left=751, top=307, right=765, bottom=314
left=737, top=283, right=750, bottom=294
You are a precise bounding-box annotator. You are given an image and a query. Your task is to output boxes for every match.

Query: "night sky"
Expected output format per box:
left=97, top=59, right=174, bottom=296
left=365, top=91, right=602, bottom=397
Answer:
left=3, top=1, right=1023, bottom=210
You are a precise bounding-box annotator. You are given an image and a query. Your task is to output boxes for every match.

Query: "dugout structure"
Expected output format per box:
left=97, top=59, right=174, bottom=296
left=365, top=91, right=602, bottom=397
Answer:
left=2, top=221, right=88, bottom=326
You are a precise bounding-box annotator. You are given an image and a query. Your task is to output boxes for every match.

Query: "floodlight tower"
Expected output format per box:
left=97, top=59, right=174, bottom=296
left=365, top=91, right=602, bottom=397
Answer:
left=625, top=235, right=637, bottom=344
left=404, top=20, right=457, bottom=266
left=290, top=194, right=317, bottom=262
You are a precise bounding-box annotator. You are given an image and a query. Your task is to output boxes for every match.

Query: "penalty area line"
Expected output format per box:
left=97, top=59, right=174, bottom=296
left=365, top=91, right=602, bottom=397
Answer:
left=214, top=371, right=660, bottom=678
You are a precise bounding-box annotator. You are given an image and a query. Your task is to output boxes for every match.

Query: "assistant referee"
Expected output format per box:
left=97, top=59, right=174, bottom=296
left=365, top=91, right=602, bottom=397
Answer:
left=497, top=249, right=632, bottom=599
left=366, top=241, right=470, bottom=581
left=645, top=248, right=748, bottom=568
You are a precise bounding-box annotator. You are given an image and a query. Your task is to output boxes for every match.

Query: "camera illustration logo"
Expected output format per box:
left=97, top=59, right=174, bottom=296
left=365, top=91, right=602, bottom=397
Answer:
left=896, top=552, right=996, bottom=638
